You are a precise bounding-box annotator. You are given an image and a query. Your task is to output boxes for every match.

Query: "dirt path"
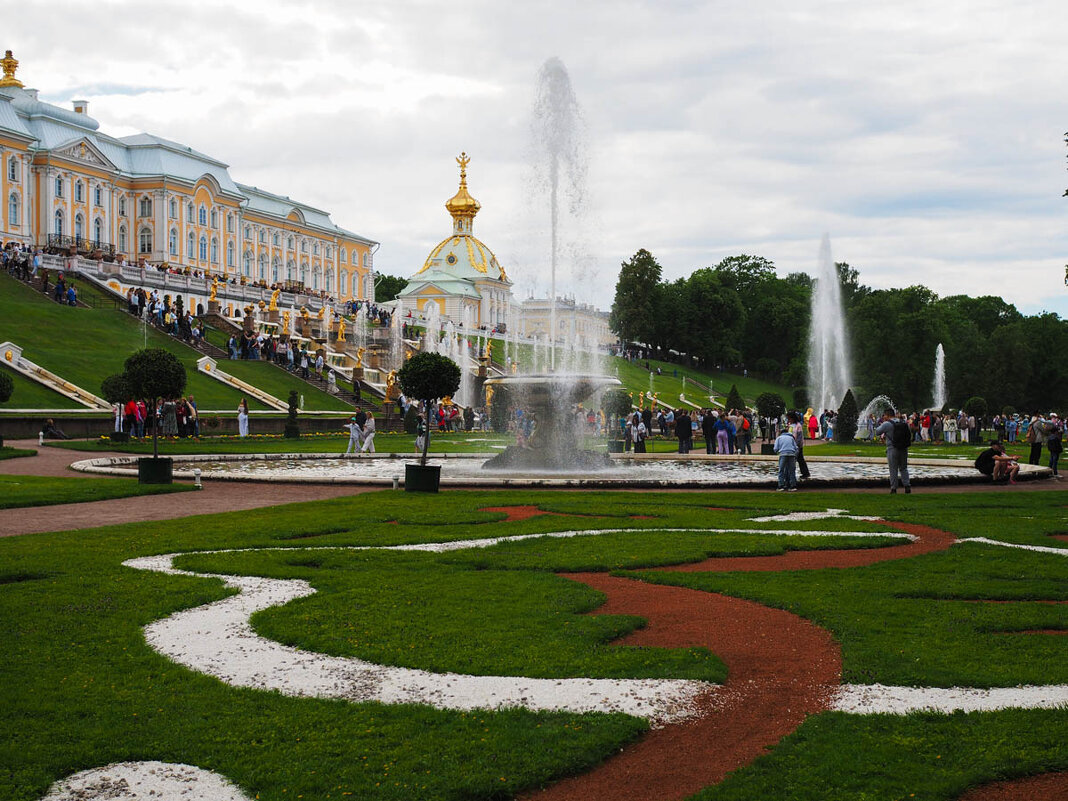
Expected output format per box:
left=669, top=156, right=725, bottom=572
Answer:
left=957, top=772, right=1068, bottom=801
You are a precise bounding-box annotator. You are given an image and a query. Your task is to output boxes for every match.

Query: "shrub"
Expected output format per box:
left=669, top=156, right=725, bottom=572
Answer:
left=725, top=384, right=745, bottom=412
left=963, top=396, right=988, bottom=421
left=835, top=388, right=859, bottom=443
left=121, top=348, right=187, bottom=458
left=755, top=392, right=786, bottom=420
left=100, top=373, right=130, bottom=405
left=0, top=370, right=13, bottom=404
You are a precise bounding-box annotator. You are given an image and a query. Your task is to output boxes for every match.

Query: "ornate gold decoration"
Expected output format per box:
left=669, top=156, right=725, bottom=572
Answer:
left=208, top=279, right=218, bottom=302
left=355, top=347, right=365, bottom=368
left=258, top=300, right=266, bottom=311
left=204, top=363, right=212, bottom=372
left=300, top=306, right=310, bottom=322
left=336, top=319, right=346, bottom=342
left=282, top=310, right=290, bottom=334
left=484, top=339, right=492, bottom=360
left=445, top=152, right=480, bottom=221
left=4, top=349, right=12, bottom=362
left=385, top=369, right=397, bottom=398
left=485, top=385, right=494, bottom=406
left=0, top=51, right=23, bottom=88
left=316, top=306, right=324, bottom=321
left=268, top=288, right=280, bottom=311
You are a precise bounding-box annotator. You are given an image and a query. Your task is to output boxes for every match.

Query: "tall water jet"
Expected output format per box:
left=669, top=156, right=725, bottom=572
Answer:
left=531, top=57, right=587, bottom=371
left=807, top=234, right=852, bottom=413
left=932, top=343, right=946, bottom=411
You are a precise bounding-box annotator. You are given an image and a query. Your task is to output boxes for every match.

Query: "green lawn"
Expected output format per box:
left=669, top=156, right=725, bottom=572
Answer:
left=0, top=446, right=35, bottom=461
left=0, top=364, right=81, bottom=410
left=2, top=490, right=1067, bottom=800
left=0, top=274, right=347, bottom=413
left=0, top=474, right=193, bottom=509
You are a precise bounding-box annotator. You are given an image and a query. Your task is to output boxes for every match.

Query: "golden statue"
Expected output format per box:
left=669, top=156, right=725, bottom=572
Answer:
left=485, top=385, right=495, bottom=406
left=0, top=51, right=23, bottom=88
left=208, top=278, right=218, bottom=302
left=385, top=369, right=397, bottom=398
left=268, top=288, right=280, bottom=311
left=336, top=319, right=346, bottom=342
left=257, top=299, right=266, bottom=311
left=300, top=306, right=310, bottom=327
left=484, top=339, right=493, bottom=360
left=638, top=391, right=645, bottom=409
left=244, top=304, right=254, bottom=317
left=281, top=310, right=290, bottom=334
left=510, top=361, right=517, bottom=374
left=316, top=306, right=325, bottom=321
left=355, top=347, right=365, bottom=368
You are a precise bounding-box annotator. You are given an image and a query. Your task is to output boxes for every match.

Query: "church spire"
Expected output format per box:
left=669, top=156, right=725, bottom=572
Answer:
left=444, top=151, right=480, bottom=235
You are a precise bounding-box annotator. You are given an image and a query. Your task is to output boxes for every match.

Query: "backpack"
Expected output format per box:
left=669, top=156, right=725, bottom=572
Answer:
left=890, top=420, right=912, bottom=450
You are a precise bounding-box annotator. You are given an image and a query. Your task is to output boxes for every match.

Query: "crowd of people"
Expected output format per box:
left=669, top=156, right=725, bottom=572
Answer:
left=109, top=395, right=203, bottom=440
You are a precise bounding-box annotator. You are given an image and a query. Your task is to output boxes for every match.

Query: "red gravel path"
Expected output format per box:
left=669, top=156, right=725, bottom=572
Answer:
left=957, top=772, right=1068, bottom=801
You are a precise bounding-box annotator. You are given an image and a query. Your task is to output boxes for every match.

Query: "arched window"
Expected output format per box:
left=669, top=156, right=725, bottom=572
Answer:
left=210, top=209, right=218, bottom=228
left=74, top=213, right=84, bottom=240
left=273, top=232, right=280, bottom=246
left=325, top=270, right=332, bottom=293
left=300, top=240, right=307, bottom=253
left=258, top=253, right=267, bottom=280
left=8, top=193, right=18, bottom=226
left=199, top=235, right=207, bottom=261
left=287, top=236, right=294, bottom=250
left=312, top=266, right=321, bottom=290
left=286, top=259, right=295, bottom=281
left=94, top=218, right=103, bottom=243
left=340, top=248, right=347, bottom=264
left=187, top=202, right=194, bottom=222
left=210, top=237, right=219, bottom=264
left=169, top=199, right=177, bottom=218
left=75, top=181, right=84, bottom=203
left=339, top=269, right=348, bottom=295
left=226, top=241, right=234, bottom=268
left=55, top=177, right=64, bottom=198
left=169, top=228, right=178, bottom=256
left=138, top=227, right=152, bottom=254
left=272, top=257, right=281, bottom=283
left=187, top=231, right=195, bottom=258
left=139, top=196, right=152, bottom=217
left=313, top=242, right=319, bottom=256
left=244, top=225, right=251, bottom=240
left=243, top=251, right=252, bottom=275
left=119, top=197, right=126, bottom=216
left=7, top=156, right=16, bottom=182
left=94, top=186, right=102, bottom=206
left=300, top=262, right=308, bottom=285
left=351, top=273, right=359, bottom=298
left=226, top=213, right=233, bottom=232
left=119, top=226, right=127, bottom=252
left=198, top=205, right=207, bottom=226
left=258, top=229, right=265, bottom=243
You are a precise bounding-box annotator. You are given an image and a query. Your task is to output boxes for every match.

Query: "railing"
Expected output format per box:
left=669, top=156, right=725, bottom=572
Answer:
left=45, top=234, right=116, bottom=257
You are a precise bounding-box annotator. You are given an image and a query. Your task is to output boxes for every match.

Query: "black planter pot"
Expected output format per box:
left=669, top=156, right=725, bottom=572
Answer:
left=760, top=443, right=776, bottom=455
left=138, top=456, right=174, bottom=484
left=111, top=431, right=130, bottom=444
left=606, top=440, right=625, bottom=454
left=405, top=463, right=441, bottom=493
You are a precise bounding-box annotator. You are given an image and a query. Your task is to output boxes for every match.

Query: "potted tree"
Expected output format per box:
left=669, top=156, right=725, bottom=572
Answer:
left=122, top=348, right=187, bottom=484
left=397, top=351, right=460, bottom=493
left=601, top=389, right=632, bottom=453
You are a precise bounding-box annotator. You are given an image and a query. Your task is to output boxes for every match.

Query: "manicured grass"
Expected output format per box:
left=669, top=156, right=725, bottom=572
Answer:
left=0, top=364, right=81, bottom=410
left=2, top=490, right=1067, bottom=800
left=0, top=274, right=345, bottom=413
left=0, top=446, right=35, bottom=461
left=0, top=474, right=193, bottom=509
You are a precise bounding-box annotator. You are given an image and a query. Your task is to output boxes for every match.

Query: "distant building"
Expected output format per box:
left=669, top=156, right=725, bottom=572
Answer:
left=0, top=51, right=376, bottom=301
left=519, top=296, right=614, bottom=349
left=398, top=153, right=514, bottom=328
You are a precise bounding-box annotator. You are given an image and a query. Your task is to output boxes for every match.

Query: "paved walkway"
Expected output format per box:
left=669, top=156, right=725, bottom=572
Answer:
left=1, top=440, right=1062, bottom=538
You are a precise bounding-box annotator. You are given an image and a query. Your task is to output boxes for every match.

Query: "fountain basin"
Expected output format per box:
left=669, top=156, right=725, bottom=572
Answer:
left=70, top=453, right=1050, bottom=489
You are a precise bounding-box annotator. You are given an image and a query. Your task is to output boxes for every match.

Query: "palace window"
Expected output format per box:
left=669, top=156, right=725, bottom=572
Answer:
left=258, top=229, right=265, bottom=244
left=74, top=213, right=84, bottom=240
left=119, top=197, right=126, bottom=216
left=198, top=205, right=207, bottom=226
left=94, top=186, right=103, bottom=207
left=351, top=273, right=359, bottom=298
left=119, top=226, right=127, bottom=252
left=312, top=266, right=320, bottom=290
left=169, top=228, right=178, bottom=256
left=243, top=251, right=251, bottom=276
left=169, top=199, right=177, bottom=218
left=199, top=235, right=207, bottom=261
left=188, top=231, right=195, bottom=258
left=227, top=241, right=234, bottom=268
left=7, top=157, right=16, bottom=182
left=340, top=248, right=347, bottom=264
left=300, top=240, right=307, bottom=254
left=287, top=236, right=294, bottom=250
left=75, top=181, right=84, bottom=203
left=8, top=193, right=19, bottom=226
left=55, top=177, right=64, bottom=198
left=313, top=243, right=319, bottom=256
left=139, top=197, right=152, bottom=217
left=54, top=210, right=63, bottom=236
left=258, top=253, right=267, bottom=280
left=211, top=237, right=219, bottom=264
left=187, top=202, right=194, bottom=222
left=226, top=213, right=233, bottom=233
left=210, top=209, right=218, bottom=229
left=138, top=227, right=152, bottom=254
left=325, top=271, right=332, bottom=292
left=244, top=225, right=251, bottom=240
left=300, top=262, right=308, bottom=284
left=286, top=260, right=294, bottom=281
left=325, top=246, right=332, bottom=260
left=273, top=232, right=280, bottom=246
left=272, top=258, right=280, bottom=283
left=94, top=218, right=103, bottom=243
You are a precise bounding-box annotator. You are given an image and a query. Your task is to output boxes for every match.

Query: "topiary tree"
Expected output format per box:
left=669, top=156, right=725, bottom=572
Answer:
left=0, top=370, right=13, bottom=404
left=397, top=352, right=461, bottom=467
left=284, top=390, right=301, bottom=439
left=963, top=396, right=988, bottom=420
left=1002, top=405, right=1016, bottom=417
left=725, top=383, right=745, bottom=412
left=601, top=389, right=632, bottom=439
left=122, top=348, right=186, bottom=459
left=835, top=388, right=859, bottom=443
left=100, top=373, right=130, bottom=405
left=792, top=387, right=809, bottom=411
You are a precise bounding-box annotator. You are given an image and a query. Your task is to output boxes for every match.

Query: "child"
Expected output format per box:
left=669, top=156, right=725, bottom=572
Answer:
left=774, top=421, right=799, bottom=491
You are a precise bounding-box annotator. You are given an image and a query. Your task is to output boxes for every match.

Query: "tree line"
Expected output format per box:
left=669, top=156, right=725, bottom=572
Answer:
left=610, top=249, right=1067, bottom=414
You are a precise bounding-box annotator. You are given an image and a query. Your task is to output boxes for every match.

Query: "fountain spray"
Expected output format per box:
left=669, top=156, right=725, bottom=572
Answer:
left=807, top=234, right=852, bottom=413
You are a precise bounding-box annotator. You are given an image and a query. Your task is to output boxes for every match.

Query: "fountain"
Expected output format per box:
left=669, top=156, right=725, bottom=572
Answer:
left=531, top=57, right=587, bottom=372
left=807, top=234, right=852, bottom=413
left=932, top=343, right=946, bottom=411
left=389, top=300, right=404, bottom=370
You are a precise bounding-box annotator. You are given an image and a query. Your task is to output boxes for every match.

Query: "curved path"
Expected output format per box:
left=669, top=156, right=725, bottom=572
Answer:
left=957, top=772, right=1068, bottom=801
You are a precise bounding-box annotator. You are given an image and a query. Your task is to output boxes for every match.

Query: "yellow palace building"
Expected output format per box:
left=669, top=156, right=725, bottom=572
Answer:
left=0, top=51, right=376, bottom=302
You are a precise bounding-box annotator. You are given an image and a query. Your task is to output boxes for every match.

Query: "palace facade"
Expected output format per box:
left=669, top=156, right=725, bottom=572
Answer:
left=0, top=51, right=376, bottom=301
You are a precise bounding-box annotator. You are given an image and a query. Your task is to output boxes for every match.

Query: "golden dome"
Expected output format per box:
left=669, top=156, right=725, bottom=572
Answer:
left=445, top=151, right=480, bottom=221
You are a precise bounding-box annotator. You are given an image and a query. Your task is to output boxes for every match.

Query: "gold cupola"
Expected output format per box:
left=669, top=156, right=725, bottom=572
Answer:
left=445, top=151, right=480, bottom=234
left=0, top=50, right=23, bottom=88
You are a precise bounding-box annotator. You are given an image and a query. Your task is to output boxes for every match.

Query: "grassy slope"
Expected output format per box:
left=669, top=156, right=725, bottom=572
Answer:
left=1, top=490, right=1067, bottom=800
left=0, top=364, right=80, bottom=410
left=0, top=274, right=349, bottom=413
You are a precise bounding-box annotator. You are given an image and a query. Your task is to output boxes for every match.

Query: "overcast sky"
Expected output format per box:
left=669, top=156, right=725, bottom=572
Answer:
left=9, top=0, right=1067, bottom=316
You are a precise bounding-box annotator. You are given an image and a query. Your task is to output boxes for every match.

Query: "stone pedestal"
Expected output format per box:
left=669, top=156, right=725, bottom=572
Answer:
left=352, top=367, right=365, bottom=381
left=267, top=309, right=280, bottom=323
left=208, top=300, right=221, bottom=315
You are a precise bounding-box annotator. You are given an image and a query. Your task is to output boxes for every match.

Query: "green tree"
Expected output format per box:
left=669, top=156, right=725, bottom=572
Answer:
left=284, top=390, right=301, bottom=439
left=100, top=374, right=130, bottom=405
left=835, top=388, right=859, bottom=443
left=122, top=348, right=187, bottom=459
left=375, top=274, right=409, bottom=303
left=609, top=249, right=662, bottom=345
left=398, top=352, right=461, bottom=466
left=725, top=384, right=745, bottom=411
left=0, top=370, right=13, bottom=404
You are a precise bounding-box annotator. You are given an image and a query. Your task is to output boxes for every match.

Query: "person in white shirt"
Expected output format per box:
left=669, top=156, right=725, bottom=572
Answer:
left=360, top=411, right=376, bottom=453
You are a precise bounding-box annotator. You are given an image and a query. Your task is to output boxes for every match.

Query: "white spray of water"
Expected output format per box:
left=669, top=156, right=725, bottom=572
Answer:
left=932, top=343, right=946, bottom=411
left=807, top=235, right=852, bottom=413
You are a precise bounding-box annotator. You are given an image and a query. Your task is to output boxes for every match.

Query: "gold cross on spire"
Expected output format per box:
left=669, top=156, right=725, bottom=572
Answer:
left=456, top=152, right=470, bottom=185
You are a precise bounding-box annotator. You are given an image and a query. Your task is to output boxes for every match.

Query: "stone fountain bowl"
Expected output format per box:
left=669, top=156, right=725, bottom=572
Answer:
left=483, top=374, right=621, bottom=407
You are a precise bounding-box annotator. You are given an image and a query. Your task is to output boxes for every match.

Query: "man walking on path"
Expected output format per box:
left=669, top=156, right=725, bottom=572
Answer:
left=774, top=414, right=799, bottom=491
left=875, top=409, right=912, bottom=494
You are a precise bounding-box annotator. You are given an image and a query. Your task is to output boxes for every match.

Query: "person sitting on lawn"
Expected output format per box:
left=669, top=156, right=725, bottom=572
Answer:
left=974, top=442, right=1020, bottom=484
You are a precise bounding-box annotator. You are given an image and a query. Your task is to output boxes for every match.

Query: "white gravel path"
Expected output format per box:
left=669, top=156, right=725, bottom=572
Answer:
left=40, top=761, right=252, bottom=801
left=957, top=537, right=1068, bottom=555
left=832, top=683, right=1068, bottom=714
